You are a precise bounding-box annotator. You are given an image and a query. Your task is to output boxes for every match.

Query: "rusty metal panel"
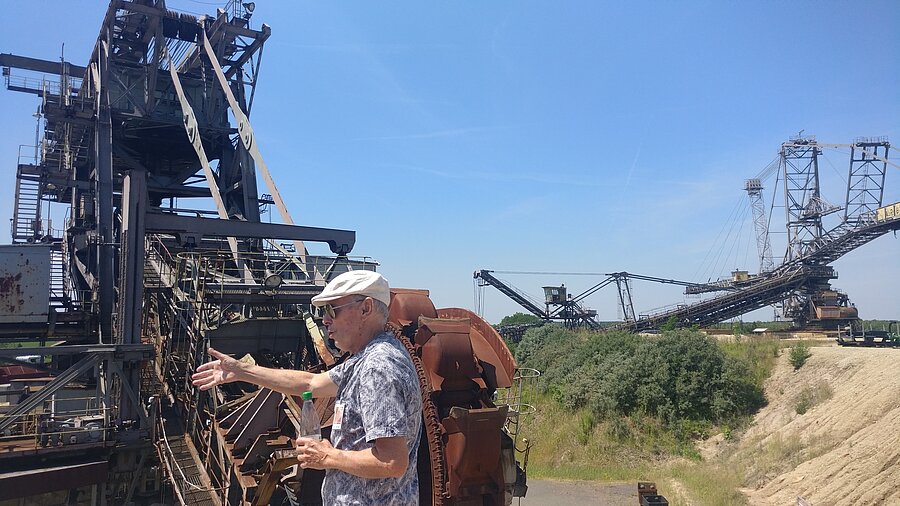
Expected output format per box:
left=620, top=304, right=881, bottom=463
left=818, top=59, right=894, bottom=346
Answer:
left=437, top=307, right=517, bottom=389
left=0, top=245, right=50, bottom=323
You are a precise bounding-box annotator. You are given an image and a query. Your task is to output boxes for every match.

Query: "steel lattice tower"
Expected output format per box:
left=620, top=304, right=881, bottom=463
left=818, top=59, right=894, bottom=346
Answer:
left=745, top=178, right=775, bottom=273
left=844, top=137, right=890, bottom=223
left=781, top=137, right=825, bottom=263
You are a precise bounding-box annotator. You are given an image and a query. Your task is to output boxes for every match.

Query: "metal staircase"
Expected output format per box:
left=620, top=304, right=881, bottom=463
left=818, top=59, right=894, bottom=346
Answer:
left=11, top=166, right=41, bottom=242
left=49, top=247, right=67, bottom=304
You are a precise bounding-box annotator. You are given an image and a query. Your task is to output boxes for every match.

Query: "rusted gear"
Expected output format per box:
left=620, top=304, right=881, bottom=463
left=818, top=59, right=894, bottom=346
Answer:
left=386, top=322, right=449, bottom=506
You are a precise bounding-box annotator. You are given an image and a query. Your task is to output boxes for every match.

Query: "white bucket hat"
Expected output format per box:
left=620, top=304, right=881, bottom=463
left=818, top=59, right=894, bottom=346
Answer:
left=311, top=270, right=391, bottom=307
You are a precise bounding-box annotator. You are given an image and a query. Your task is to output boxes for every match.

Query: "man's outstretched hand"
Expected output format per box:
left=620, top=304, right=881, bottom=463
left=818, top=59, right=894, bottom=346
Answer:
left=191, top=347, right=245, bottom=391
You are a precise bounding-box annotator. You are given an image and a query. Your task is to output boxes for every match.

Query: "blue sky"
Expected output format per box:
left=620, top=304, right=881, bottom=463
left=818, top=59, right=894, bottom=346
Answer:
left=1, top=1, right=898, bottom=323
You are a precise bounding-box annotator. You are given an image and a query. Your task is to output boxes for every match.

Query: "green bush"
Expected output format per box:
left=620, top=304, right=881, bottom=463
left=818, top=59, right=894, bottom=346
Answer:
left=789, top=343, right=811, bottom=370
left=627, top=331, right=762, bottom=423
left=515, top=327, right=766, bottom=438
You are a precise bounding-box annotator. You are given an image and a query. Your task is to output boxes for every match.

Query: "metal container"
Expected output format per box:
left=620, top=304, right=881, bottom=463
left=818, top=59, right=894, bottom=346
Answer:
left=0, top=244, right=50, bottom=323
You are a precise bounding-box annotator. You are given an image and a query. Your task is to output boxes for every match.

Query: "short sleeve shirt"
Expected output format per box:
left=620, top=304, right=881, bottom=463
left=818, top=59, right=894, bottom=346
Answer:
left=324, top=332, right=422, bottom=505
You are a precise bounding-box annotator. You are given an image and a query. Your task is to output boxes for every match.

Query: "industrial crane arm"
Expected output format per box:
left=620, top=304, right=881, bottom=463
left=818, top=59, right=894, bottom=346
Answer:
left=474, top=270, right=548, bottom=318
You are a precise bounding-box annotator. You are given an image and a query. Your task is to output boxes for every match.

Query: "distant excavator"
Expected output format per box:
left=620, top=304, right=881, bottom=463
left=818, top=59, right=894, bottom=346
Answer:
left=477, top=137, right=900, bottom=332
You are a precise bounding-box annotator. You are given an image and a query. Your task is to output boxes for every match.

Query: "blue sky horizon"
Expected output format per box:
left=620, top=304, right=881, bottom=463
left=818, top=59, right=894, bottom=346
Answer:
left=1, top=1, right=897, bottom=323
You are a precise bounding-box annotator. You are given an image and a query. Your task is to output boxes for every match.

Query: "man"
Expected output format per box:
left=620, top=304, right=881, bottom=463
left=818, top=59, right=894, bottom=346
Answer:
left=192, top=270, right=422, bottom=505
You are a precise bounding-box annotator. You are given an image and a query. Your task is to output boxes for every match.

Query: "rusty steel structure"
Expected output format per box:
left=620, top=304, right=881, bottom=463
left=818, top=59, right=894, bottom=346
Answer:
left=0, top=1, right=534, bottom=504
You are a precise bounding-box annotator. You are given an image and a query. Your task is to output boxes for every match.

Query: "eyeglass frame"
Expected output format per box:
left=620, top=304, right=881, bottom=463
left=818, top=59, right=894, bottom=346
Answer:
left=319, top=297, right=367, bottom=319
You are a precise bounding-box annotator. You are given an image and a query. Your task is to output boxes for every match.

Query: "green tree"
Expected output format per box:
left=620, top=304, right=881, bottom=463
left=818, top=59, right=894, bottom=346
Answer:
left=499, top=312, right=542, bottom=326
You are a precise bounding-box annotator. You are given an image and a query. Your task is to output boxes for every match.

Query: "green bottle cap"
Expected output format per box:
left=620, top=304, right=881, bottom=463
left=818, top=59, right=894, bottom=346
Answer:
left=302, top=391, right=312, bottom=401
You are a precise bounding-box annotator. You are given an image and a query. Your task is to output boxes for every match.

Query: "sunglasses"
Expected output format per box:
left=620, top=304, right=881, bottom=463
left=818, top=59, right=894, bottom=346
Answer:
left=321, top=298, right=365, bottom=319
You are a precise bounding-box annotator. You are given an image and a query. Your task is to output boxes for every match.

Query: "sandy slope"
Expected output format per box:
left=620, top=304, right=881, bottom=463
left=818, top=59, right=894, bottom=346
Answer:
left=736, top=344, right=900, bottom=505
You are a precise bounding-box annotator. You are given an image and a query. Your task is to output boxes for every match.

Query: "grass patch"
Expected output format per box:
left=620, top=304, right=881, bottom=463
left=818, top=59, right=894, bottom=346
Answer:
left=666, top=460, right=747, bottom=506
left=521, top=391, right=750, bottom=504
left=719, top=337, right=780, bottom=389
left=523, top=392, right=687, bottom=478
left=737, top=432, right=839, bottom=489
left=740, top=433, right=804, bottom=488
left=794, top=380, right=833, bottom=415
left=577, top=412, right=596, bottom=445
left=526, top=461, right=655, bottom=482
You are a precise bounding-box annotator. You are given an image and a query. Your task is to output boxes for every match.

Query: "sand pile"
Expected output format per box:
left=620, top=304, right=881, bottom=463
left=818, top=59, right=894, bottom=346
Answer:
left=735, top=345, right=900, bottom=505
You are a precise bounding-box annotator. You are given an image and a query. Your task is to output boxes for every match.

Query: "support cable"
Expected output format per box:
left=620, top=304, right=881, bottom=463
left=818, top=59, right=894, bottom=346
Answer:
left=697, top=194, right=748, bottom=283
left=726, top=203, right=751, bottom=274
left=753, top=155, right=781, bottom=182
left=726, top=200, right=751, bottom=274
left=490, top=270, right=609, bottom=276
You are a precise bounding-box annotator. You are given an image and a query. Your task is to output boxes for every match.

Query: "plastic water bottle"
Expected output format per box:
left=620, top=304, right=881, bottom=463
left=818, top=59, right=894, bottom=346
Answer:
left=299, top=391, right=322, bottom=441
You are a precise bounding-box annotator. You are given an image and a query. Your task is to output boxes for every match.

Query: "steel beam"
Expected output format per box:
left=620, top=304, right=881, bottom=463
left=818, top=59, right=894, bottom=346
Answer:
left=119, top=169, right=147, bottom=346
left=108, top=359, right=149, bottom=428
left=201, top=29, right=311, bottom=266
left=145, top=212, right=355, bottom=255
left=166, top=47, right=251, bottom=279
left=844, top=140, right=889, bottom=223
left=781, top=139, right=824, bottom=262
left=0, top=461, right=108, bottom=501
left=95, top=34, right=116, bottom=343
left=0, top=53, right=87, bottom=78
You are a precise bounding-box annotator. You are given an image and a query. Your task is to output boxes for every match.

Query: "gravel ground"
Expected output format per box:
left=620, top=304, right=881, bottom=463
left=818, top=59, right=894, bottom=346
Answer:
left=514, top=479, right=638, bottom=505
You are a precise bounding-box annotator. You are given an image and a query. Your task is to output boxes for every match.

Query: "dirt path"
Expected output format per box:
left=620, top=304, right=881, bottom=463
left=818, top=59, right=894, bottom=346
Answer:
left=717, top=345, right=900, bottom=505
left=518, top=479, right=635, bottom=505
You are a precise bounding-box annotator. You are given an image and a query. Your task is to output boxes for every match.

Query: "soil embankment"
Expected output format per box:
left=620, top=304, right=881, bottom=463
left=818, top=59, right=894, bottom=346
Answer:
left=721, top=344, right=900, bottom=505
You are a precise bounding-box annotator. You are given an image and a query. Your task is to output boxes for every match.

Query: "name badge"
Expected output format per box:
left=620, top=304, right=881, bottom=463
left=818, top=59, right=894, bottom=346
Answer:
left=333, top=402, right=344, bottom=432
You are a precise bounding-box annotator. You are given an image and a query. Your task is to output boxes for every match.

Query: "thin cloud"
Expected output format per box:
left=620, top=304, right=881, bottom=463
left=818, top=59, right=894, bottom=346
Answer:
left=378, top=162, right=610, bottom=188
left=269, top=40, right=455, bottom=55
left=487, top=194, right=556, bottom=224
left=354, top=126, right=494, bottom=141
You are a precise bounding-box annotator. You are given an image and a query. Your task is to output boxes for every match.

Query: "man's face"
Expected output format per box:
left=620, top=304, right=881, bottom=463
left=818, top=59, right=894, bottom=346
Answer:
left=321, top=296, right=367, bottom=353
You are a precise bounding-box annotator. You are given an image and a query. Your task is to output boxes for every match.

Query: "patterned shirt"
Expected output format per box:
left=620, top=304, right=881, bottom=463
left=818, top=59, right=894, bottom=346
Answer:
left=324, top=331, right=422, bottom=505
